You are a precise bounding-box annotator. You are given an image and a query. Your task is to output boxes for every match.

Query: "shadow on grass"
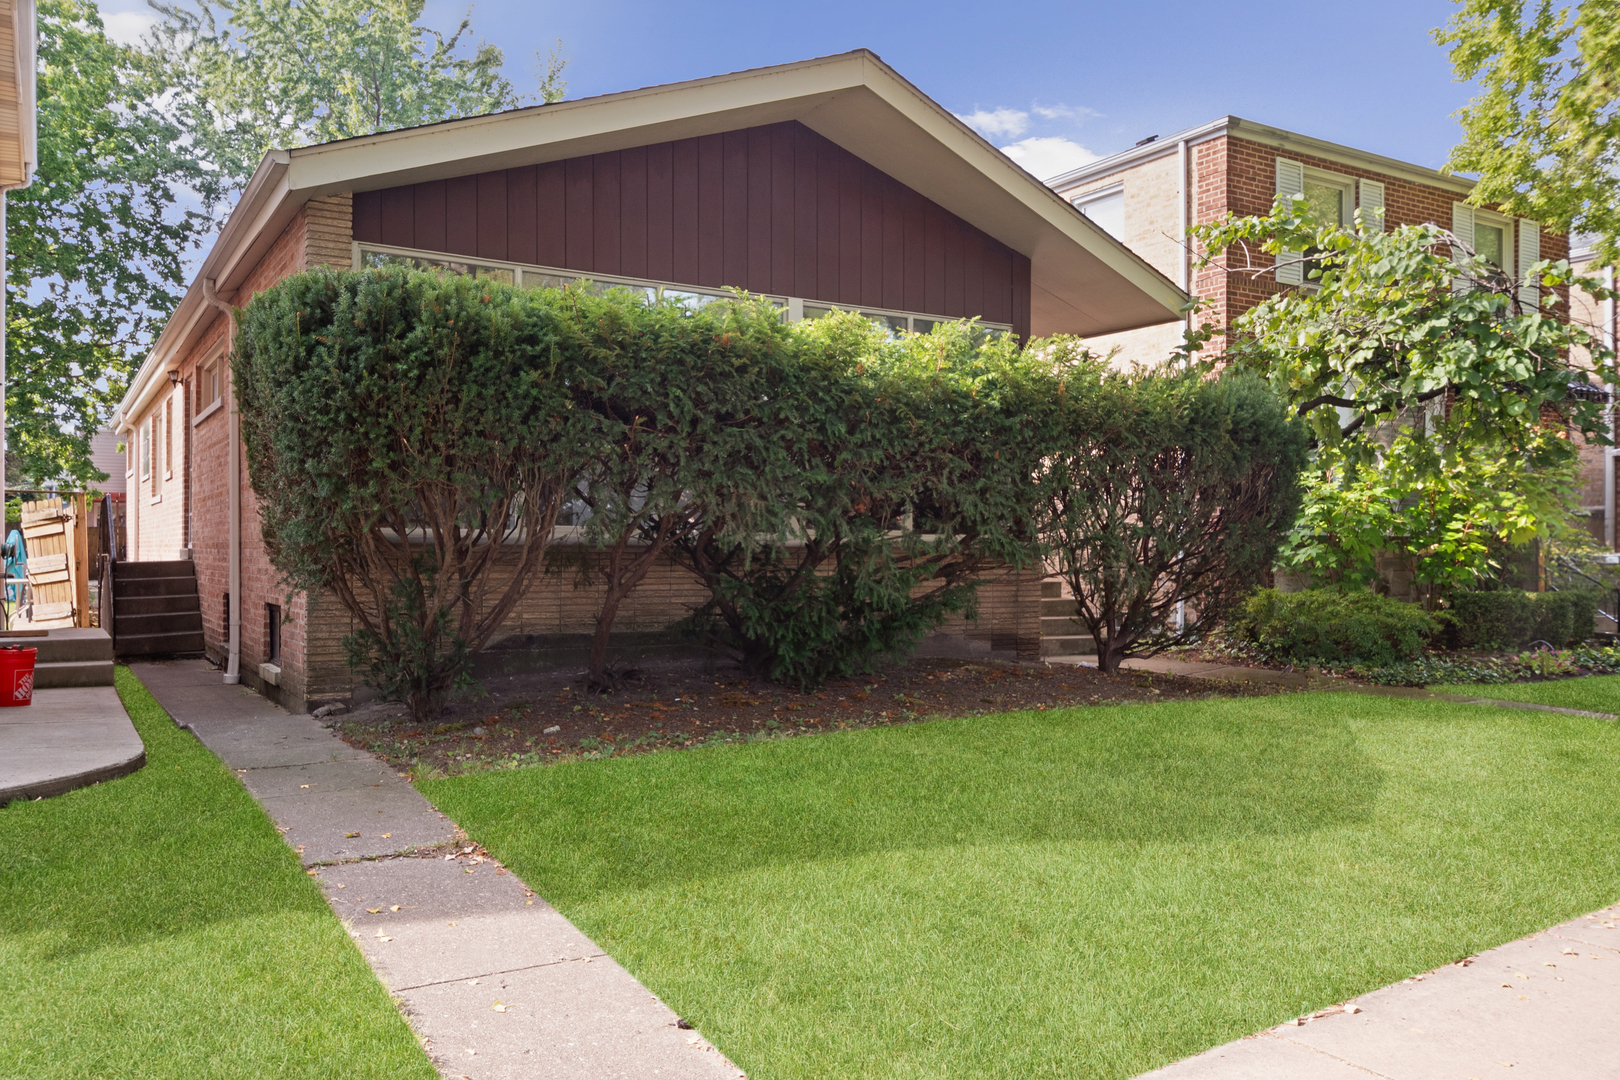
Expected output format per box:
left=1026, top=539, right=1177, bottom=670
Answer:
left=422, top=696, right=1385, bottom=904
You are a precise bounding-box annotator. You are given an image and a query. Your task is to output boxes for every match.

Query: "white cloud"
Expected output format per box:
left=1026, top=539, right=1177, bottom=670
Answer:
left=958, top=107, right=1030, bottom=139
left=1032, top=104, right=1102, bottom=123
left=101, top=9, right=158, bottom=46
left=999, top=136, right=1099, bottom=181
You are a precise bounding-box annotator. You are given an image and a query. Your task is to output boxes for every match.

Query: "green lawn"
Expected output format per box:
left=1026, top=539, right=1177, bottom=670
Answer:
left=0, top=668, right=436, bottom=1080
left=1432, top=673, right=1620, bottom=713
left=422, top=692, right=1620, bottom=1080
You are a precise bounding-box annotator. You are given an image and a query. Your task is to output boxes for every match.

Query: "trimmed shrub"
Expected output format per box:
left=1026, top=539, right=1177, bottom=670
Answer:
left=1237, top=588, right=1440, bottom=666
left=1448, top=589, right=1603, bottom=649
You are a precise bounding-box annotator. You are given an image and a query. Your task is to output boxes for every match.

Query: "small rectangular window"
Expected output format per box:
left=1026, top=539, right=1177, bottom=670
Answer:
left=140, top=419, right=151, bottom=479
left=1073, top=188, right=1125, bottom=238
left=266, top=603, right=282, bottom=665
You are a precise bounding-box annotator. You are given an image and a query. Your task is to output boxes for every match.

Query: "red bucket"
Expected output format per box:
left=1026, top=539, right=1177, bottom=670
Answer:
left=0, top=646, right=37, bottom=706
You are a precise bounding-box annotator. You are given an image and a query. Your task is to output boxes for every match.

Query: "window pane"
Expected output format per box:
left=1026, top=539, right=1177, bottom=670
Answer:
left=1475, top=224, right=1504, bottom=268
left=1303, top=181, right=1345, bottom=229
left=801, top=304, right=834, bottom=321
left=360, top=249, right=513, bottom=283
left=1075, top=191, right=1124, bottom=238
left=911, top=317, right=938, bottom=335
left=663, top=288, right=727, bottom=312
left=524, top=272, right=576, bottom=290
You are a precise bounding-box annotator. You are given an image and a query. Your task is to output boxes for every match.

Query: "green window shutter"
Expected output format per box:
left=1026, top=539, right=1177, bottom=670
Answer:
left=1357, top=179, right=1385, bottom=233
left=1451, top=202, right=1475, bottom=294
left=1275, top=158, right=1305, bottom=285
left=1517, top=220, right=1541, bottom=310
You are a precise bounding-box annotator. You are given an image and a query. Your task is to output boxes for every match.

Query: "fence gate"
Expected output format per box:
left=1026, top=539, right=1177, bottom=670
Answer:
left=20, top=496, right=90, bottom=629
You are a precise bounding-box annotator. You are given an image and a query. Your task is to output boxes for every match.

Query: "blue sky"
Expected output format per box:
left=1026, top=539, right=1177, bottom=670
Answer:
left=94, top=0, right=1478, bottom=179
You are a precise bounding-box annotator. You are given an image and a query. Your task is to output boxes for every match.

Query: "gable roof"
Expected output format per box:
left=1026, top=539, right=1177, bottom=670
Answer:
left=119, top=50, right=1186, bottom=426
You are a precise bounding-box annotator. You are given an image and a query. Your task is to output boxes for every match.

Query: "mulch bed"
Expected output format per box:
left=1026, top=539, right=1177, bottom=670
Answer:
left=330, top=654, right=1286, bottom=777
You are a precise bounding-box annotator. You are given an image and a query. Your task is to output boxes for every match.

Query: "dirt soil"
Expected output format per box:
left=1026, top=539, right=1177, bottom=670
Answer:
left=330, top=654, right=1286, bottom=777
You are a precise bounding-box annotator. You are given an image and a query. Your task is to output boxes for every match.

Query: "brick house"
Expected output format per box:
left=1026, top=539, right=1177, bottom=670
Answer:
left=110, top=50, right=1185, bottom=712
left=1046, top=116, right=1620, bottom=556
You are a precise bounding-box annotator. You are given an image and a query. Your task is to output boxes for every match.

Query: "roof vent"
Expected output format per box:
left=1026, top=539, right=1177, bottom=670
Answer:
left=1135, top=135, right=1159, bottom=147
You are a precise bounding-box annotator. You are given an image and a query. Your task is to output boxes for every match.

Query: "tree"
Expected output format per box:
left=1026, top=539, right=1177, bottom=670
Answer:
left=7, top=0, right=214, bottom=486
left=147, top=0, right=565, bottom=201
left=1193, top=196, right=1617, bottom=594
left=233, top=269, right=588, bottom=721
left=1036, top=368, right=1308, bottom=674
left=1437, top=0, right=1620, bottom=264
left=670, top=314, right=1054, bottom=688
left=551, top=289, right=798, bottom=691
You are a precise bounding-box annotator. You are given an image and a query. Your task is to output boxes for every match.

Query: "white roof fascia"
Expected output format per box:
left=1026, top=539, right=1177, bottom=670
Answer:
left=1048, top=115, right=1478, bottom=199
left=117, top=153, right=291, bottom=429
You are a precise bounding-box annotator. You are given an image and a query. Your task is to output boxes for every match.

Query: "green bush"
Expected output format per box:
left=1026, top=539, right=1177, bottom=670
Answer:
left=1236, top=588, right=1440, bottom=666
left=1447, top=589, right=1603, bottom=649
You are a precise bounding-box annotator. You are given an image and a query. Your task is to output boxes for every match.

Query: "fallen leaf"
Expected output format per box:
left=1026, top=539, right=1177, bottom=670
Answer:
left=336, top=884, right=345, bottom=889
left=448, top=921, right=457, bottom=927
left=1563, top=947, right=1577, bottom=955
left=466, top=979, right=478, bottom=986
left=390, top=905, right=401, bottom=912
left=300, top=784, right=310, bottom=789
left=492, top=1002, right=507, bottom=1013
left=381, top=833, right=391, bottom=838
left=1514, top=972, right=1529, bottom=979
left=1345, top=1003, right=1361, bottom=1014
left=306, top=869, right=319, bottom=876
left=345, top=831, right=360, bottom=838
left=367, top=908, right=382, bottom=914
left=1543, top=962, right=1556, bottom=968
left=375, top=933, right=392, bottom=942
left=525, top=899, right=534, bottom=906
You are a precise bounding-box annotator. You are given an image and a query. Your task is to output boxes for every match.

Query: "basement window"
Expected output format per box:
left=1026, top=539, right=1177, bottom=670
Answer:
left=1072, top=185, right=1124, bottom=239
left=266, top=603, right=282, bottom=665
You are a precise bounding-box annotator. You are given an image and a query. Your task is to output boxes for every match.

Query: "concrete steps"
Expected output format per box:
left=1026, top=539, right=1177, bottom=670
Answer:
left=0, top=627, right=115, bottom=687
left=111, top=560, right=205, bottom=658
left=1039, top=581, right=1097, bottom=659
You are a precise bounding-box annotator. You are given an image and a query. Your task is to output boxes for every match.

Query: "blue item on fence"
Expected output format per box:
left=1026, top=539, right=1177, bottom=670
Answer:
left=3, top=529, right=25, bottom=602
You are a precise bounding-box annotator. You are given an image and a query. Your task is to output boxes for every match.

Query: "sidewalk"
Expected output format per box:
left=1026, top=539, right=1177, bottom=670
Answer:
left=0, top=685, right=145, bottom=804
left=131, top=659, right=743, bottom=1080
left=1139, top=902, right=1620, bottom=1079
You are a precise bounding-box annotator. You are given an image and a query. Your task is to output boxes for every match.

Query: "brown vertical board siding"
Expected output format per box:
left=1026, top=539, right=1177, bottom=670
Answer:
left=620, top=145, right=648, bottom=279
left=353, top=190, right=382, bottom=245
left=697, top=133, right=724, bottom=286
left=746, top=127, right=773, bottom=292
left=444, top=175, right=478, bottom=256
left=792, top=124, right=818, bottom=297
left=645, top=143, right=674, bottom=282
left=593, top=151, right=622, bottom=276
left=881, top=178, right=905, bottom=309
left=816, top=136, right=841, bottom=299
left=923, top=202, right=947, bottom=314
left=962, top=230, right=984, bottom=319
left=721, top=131, right=749, bottom=290
left=476, top=172, right=508, bottom=261
left=350, top=120, right=1033, bottom=332
left=536, top=161, right=566, bottom=266
left=837, top=151, right=863, bottom=305
left=1012, top=254, right=1031, bottom=340
left=380, top=187, right=414, bottom=248
left=507, top=167, right=538, bottom=266
left=944, top=216, right=965, bottom=315
left=903, top=192, right=926, bottom=312
left=564, top=157, right=594, bottom=272
left=413, top=181, right=446, bottom=253
left=859, top=166, right=884, bottom=307
left=771, top=123, right=797, bottom=295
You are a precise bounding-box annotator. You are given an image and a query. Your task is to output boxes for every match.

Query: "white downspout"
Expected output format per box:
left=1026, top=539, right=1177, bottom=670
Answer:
left=1, top=0, right=38, bottom=622
left=1606, top=266, right=1617, bottom=553
left=203, top=278, right=240, bottom=684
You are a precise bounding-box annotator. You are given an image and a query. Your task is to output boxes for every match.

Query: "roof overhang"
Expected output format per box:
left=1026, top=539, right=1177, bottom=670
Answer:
left=1047, top=115, right=1477, bottom=198
left=119, top=50, right=1186, bottom=427
left=0, top=0, right=37, bottom=190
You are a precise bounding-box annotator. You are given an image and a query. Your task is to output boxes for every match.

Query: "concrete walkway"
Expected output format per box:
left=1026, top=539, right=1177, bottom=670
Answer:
left=131, top=659, right=742, bottom=1080
left=0, top=685, right=145, bottom=804
left=1139, top=902, right=1620, bottom=1079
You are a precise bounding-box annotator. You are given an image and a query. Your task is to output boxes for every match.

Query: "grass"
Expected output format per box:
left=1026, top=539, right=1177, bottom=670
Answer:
left=0, top=668, right=436, bottom=1080
left=1432, top=673, right=1620, bottom=713
left=422, top=692, right=1620, bottom=1080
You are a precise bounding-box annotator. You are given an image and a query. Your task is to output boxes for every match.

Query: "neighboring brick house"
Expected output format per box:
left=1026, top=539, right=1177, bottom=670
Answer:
left=1044, top=116, right=1620, bottom=555
left=111, top=50, right=1185, bottom=713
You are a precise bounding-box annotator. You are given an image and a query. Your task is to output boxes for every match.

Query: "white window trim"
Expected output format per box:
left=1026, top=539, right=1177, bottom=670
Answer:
left=353, top=241, right=1015, bottom=335
left=192, top=398, right=224, bottom=427
left=1070, top=183, right=1124, bottom=236
left=163, top=394, right=174, bottom=480
left=1302, top=165, right=1356, bottom=230
left=139, top=419, right=151, bottom=480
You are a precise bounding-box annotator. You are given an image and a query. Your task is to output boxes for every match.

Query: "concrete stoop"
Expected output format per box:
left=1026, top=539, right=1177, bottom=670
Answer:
left=0, top=627, right=116, bottom=688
